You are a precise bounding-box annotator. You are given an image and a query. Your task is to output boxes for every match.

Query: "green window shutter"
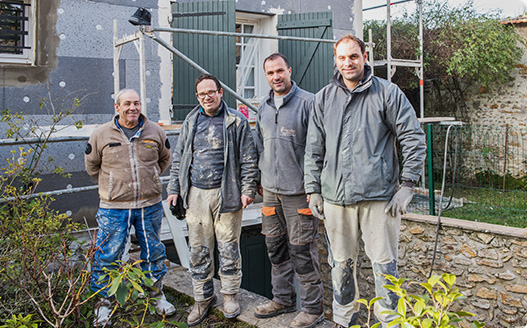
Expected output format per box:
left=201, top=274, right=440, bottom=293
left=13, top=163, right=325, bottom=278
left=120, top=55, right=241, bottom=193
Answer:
left=277, top=12, right=334, bottom=94
left=171, top=0, right=236, bottom=120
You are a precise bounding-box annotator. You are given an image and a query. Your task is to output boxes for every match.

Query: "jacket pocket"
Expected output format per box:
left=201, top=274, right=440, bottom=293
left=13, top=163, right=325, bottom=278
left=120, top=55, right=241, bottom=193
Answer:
left=261, top=206, right=282, bottom=237
left=153, top=166, right=162, bottom=193
left=382, top=156, right=392, bottom=185
left=107, top=171, right=114, bottom=200
left=139, top=166, right=162, bottom=200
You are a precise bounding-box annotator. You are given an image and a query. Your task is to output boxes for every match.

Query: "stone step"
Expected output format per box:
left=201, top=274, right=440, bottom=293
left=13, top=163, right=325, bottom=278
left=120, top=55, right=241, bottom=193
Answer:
left=163, top=263, right=336, bottom=328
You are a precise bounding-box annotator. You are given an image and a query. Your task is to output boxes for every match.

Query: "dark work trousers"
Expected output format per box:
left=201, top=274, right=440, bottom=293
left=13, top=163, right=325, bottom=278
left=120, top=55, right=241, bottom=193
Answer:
left=261, top=190, right=324, bottom=315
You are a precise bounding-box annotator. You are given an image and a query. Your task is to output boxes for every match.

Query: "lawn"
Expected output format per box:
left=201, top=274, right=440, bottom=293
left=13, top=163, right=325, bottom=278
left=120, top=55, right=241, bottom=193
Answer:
left=436, top=186, right=527, bottom=228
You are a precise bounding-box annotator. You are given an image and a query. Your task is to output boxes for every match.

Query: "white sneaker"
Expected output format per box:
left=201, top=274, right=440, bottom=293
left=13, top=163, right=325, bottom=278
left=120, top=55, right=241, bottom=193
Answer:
left=153, top=292, right=176, bottom=316
left=93, top=299, right=112, bottom=326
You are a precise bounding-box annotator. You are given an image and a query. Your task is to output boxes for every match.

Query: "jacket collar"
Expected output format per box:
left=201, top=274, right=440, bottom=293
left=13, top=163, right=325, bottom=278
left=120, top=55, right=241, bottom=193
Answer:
left=112, top=113, right=147, bottom=130
left=332, top=64, right=373, bottom=93
left=265, top=81, right=298, bottom=108
left=190, top=100, right=236, bottom=127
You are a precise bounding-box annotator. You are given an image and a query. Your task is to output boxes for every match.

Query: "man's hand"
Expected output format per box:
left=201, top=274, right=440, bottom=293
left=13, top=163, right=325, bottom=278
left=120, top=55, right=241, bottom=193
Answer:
left=257, top=184, right=263, bottom=197
left=384, top=185, right=414, bottom=217
left=308, top=193, right=325, bottom=220
left=241, top=195, right=254, bottom=209
left=167, top=194, right=179, bottom=206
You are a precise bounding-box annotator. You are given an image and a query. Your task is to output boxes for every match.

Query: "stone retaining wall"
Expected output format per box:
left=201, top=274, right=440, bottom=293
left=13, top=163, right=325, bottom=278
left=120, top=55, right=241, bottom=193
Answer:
left=317, top=214, right=527, bottom=328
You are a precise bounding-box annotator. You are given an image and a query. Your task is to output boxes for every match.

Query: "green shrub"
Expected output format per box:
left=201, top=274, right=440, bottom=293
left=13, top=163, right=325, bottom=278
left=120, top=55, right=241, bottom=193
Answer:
left=352, top=273, right=485, bottom=328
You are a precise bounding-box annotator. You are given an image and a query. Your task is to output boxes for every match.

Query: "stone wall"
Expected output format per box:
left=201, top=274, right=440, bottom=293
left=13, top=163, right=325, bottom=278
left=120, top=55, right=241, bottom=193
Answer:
left=317, top=214, right=527, bottom=328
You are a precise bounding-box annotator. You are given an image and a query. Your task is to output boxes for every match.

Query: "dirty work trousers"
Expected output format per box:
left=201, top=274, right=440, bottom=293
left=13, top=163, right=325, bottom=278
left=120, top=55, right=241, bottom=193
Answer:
left=262, top=190, right=324, bottom=315
left=324, top=200, right=400, bottom=327
left=91, top=202, right=167, bottom=298
left=186, top=186, right=243, bottom=301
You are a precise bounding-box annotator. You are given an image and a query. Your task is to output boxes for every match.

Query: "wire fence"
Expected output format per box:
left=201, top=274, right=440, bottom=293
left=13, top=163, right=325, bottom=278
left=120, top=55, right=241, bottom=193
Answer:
left=410, top=124, right=527, bottom=227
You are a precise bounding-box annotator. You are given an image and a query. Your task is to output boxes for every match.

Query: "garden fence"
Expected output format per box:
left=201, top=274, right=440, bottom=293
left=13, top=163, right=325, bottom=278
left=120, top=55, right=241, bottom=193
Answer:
left=410, top=124, right=527, bottom=227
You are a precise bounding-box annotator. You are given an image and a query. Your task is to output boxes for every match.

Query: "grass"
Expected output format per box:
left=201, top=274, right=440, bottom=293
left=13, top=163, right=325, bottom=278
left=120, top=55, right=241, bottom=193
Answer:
left=432, top=185, right=527, bottom=228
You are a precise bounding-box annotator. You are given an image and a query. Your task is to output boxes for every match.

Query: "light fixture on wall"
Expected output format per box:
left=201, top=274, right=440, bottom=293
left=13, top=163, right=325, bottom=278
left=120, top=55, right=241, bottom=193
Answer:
left=128, top=7, right=152, bottom=26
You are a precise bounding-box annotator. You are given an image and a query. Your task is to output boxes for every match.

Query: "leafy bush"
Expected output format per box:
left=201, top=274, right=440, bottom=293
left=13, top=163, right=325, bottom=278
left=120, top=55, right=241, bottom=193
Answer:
left=0, top=95, right=183, bottom=327
left=352, top=273, right=485, bottom=328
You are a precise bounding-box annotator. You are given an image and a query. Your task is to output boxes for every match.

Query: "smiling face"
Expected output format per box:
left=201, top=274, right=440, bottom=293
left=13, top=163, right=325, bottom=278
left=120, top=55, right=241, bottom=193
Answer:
left=115, top=90, right=141, bottom=128
left=264, top=57, right=292, bottom=96
left=334, top=39, right=368, bottom=90
left=196, top=78, right=223, bottom=116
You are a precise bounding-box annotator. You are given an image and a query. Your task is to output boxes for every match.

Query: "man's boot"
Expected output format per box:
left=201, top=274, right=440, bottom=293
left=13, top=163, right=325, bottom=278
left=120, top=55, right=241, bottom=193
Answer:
left=223, top=293, right=240, bottom=318
left=188, top=295, right=217, bottom=326
left=290, top=311, right=324, bottom=328
left=254, top=300, right=296, bottom=318
left=150, top=280, right=176, bottom=316
left=93, top=298, right=112, bottom=326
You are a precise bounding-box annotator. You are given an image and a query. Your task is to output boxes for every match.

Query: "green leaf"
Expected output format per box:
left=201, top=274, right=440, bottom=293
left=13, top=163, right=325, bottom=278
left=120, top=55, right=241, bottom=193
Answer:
left=428, top=275, right=441, bottom=287
left=107, top=275, right=122, bottom=296
left=422, top=318, right=433, bottom=328
left=420, top=282, right=433, bottom=294
left=370, top=296, right=384, bottom=306
left=356, top=299, right=369, bottom=306
left=115, top=281, right=129, bottom=306
left=414, top=299, right=425, bottom=315
left=442, top=273, right=456, bottom=287
left=397, top=297, right=407, bottom=315
left=454, top=310, right=475, bottom=317
left=130, top=279, right=145, bottom=294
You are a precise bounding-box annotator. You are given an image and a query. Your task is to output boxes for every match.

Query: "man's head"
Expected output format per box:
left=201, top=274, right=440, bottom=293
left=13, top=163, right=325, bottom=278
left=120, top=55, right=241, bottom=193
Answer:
left=195, top=74, right=223, bottom=116
left=115, top=89, right=141, bottom=128
left=263, top=53, right=292, bottom=96
left=334, top=34, right=368, bottom=90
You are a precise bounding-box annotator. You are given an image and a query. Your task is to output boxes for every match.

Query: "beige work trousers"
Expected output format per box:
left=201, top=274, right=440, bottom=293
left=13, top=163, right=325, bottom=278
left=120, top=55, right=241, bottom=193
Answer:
left=186, top=186, right=243, bottom=301
left=324, top=200, right=400, bottom=328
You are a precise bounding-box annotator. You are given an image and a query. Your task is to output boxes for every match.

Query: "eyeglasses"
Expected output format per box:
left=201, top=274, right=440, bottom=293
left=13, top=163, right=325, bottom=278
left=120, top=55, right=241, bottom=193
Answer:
left=196, top=89, right=219, bottom=99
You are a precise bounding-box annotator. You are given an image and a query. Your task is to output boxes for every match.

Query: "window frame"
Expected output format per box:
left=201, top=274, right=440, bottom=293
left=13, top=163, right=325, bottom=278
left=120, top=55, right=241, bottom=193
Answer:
left=235, top=20, right=258, bottom=100
left=0, top=0, right=36, bottom=65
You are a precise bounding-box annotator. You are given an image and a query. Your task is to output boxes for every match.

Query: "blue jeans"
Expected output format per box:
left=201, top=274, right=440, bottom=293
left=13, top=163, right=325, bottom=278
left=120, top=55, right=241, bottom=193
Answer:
left=91, top=202, right=167, bottom=298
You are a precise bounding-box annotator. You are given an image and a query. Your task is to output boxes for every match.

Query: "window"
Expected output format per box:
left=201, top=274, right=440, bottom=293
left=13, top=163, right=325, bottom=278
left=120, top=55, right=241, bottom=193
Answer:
left=0, top=0, right=35, bottom=64
left=236, top=22, right=257, bottom=99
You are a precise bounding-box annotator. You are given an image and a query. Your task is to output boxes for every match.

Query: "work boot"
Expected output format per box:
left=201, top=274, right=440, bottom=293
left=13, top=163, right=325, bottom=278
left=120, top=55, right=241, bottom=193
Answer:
left=223, top=293, right=241, bottom=318
left=290, top=311, right=324, bottom=328
left=254, top=300, right=296, bottom=318
left=152, top=292, right=176, bottom=316
left=187, top=295, right=217, bottom=326
left=93, top=298, right=112, bottom=326
left=149, top=279, right=176, bottom=316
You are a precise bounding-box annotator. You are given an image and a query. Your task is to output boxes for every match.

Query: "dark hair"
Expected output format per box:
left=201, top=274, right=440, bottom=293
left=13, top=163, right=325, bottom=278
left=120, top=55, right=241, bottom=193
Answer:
left=263, top=52, right=291, bottom=70
left=334, top=34, right=366, bottom=55
left=195, top=74, right=221, bottom=91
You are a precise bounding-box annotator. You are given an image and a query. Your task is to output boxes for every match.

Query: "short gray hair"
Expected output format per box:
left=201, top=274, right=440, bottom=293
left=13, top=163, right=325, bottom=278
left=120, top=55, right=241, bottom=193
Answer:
left=115, top=89, right=139, bottom=105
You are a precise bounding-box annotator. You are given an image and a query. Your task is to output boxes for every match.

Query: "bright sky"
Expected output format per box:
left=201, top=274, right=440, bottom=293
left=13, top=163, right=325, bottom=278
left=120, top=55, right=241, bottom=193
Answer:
left=362, top=0, right=527, bottom=20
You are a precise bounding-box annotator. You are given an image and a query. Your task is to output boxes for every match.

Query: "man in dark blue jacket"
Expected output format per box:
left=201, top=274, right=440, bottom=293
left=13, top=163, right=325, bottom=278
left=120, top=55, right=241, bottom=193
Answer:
left=254, top=53, right=324, bottom=328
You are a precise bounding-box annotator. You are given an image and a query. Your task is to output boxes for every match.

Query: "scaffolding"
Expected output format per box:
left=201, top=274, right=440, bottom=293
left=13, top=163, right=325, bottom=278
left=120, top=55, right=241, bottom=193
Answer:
left=364, top=0, right=424, bottom=119
left=113, top=23, right=335, bottom=118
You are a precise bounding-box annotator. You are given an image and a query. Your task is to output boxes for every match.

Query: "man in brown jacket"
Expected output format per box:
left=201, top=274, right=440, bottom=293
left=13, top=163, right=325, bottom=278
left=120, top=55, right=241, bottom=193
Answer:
left=85, top=89, right=175, bottom=325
